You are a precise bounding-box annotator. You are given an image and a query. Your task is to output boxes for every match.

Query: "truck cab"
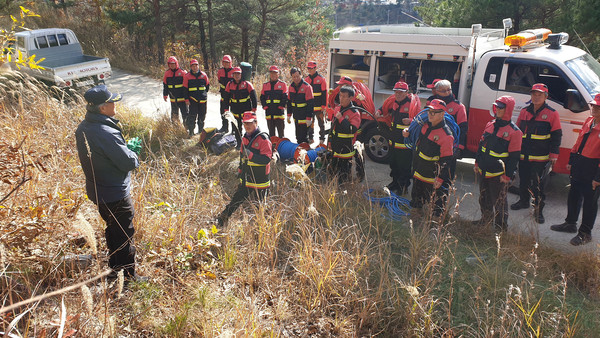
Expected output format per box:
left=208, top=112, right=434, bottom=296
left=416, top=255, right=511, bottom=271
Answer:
left=9, top=28, right=112, bottom=88
left=327, top=20, right=600, bottom=173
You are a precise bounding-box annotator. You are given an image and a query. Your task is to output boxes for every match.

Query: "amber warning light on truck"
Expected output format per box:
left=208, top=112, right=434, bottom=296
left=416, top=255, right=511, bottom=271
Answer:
left=504, top=28, right=552, bottom=48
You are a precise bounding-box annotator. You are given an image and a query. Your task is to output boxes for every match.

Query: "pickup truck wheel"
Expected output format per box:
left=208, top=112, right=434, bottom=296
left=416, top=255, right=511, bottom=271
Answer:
left=364, top=127, right=390, bottom=163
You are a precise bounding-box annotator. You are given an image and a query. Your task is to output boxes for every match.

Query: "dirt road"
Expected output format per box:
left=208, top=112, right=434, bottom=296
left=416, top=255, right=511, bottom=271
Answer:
left=106, top=69, right=598, bottom=254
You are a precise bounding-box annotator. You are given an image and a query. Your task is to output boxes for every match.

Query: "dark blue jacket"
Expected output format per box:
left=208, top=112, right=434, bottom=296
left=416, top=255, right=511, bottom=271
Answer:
left=75, top=111, right=139, bottom=204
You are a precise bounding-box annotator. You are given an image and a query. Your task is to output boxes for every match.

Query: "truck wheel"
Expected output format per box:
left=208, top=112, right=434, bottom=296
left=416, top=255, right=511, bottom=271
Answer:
left=364, top=127, right=390, bottom=163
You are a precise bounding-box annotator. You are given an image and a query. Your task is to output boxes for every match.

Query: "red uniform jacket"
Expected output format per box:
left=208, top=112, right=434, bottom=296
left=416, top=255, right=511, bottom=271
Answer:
left=183, top=70, right=210, bottom=103
left=163, top=67, right=188, bottom=102
left=329, top=103, right=361, bottom=159
left=412, top=121, right=454, bottom=185
left=569, top=116, right=600, bottom=181
left=517, top=103, right=562, bottom=162
left=241, top=128, right=272, bottom=189
left=224, top=80, right=258, bottom=118
left=260, top=80, right=288, bottom=118
left=305, top=72, right=328, bottom=113
left=287, top=80, right=315, bottom=123
left=218, top=67, right=234, bottom=96
left=378, top=94, right=421, bottom=149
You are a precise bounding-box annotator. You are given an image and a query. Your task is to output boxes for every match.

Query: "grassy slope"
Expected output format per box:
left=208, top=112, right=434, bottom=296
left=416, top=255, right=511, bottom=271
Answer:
left=1, top=75, right=599, bottom=336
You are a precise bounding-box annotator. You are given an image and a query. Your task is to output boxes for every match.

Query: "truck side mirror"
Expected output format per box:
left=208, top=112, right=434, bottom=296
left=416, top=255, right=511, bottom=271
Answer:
left=564, top=89, right=588, bottom=113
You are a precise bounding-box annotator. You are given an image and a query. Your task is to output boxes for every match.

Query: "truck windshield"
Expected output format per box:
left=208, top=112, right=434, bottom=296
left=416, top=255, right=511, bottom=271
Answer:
left=565, top=54, right=600, bottom=96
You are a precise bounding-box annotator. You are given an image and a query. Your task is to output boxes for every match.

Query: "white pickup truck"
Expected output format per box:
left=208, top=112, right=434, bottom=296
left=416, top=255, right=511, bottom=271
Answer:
left=328, top=19, right=600, bottom=174
left=7, top=28, right=112, bottom=88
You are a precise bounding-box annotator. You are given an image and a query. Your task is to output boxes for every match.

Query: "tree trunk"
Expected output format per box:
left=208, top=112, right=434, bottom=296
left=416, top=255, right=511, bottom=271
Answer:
left=241, top=26, right=248, bottom=61
left=194, top=0, right=210, bottom=71
left=151, top=0, right=165, bottom=64
left=207, top=0, right=217, bottom=69
left=251, top=1, right=268, bottom=71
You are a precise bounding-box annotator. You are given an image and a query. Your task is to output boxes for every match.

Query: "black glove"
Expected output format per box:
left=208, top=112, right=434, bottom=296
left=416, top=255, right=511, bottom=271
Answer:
left=243, top=147, right=252, bottom=158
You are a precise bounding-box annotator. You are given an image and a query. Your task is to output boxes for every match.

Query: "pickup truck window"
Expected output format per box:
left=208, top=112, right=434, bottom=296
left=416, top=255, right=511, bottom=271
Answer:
left=57, top=34, right=68, bottom=46
left=505, top=60, right=575, bottom=105
left=565, top=54, right=600, bottom=97
left=484, top=57, right=505, bottom=90
left=36, top=36, right=49, bottom=49
left=47, top=35, right=59, bottom=47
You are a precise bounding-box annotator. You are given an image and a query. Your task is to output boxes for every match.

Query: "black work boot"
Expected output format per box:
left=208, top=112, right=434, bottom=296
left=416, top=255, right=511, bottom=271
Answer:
left=534, top=206, right=545, bottom=224
left=510, top=200, right=529, bottom=210
left=550, top=222, right=577, bottom=233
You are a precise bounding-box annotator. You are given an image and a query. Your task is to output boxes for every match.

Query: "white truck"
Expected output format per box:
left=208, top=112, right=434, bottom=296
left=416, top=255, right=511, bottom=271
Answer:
left=6, top=28, right=112, bottom=88
left=328, top=19, right=600, bottom=174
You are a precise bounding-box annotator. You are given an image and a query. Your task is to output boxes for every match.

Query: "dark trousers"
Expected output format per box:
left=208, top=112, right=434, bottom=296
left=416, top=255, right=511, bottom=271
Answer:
left=267, top=117, right=285, bottom=137
left=170, top=101, right=188, bottom=123
left=410, top=178, right=449, bottom=217
left=566, top=178, right=600, bottom=235
left=98, top=196, right=136, bottom=277
left=329, top=157, right=352, bottom=183
left=221, top=185, right=268, bottom=219
left=231, top=115, right=243, bottom=147
left=478, top=175, right=509, bottom=228
left=518, top=160, right=547, bottom=209
left=295, top=121, right=309, bottom=144
left=187, top=100, right=207, bottom=134
left=308, top=111, right=326, bottom=141
left=389, top=147, right=412, bottom=189
left=220, top=97, right=229, bottom=132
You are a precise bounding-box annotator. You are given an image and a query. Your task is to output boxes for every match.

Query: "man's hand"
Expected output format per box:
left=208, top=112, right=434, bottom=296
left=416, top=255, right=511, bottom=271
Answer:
left=402, top=117, right=411, bottom=125
left=433, top=180, right=442, bottom=189
left=287, top=116, right=292, bottom=124
left=375, top=110, right=382, bottom=118
left=566, top=164, right=572, bottom=171
left=306, top=119, right=313, bottom=128
left=243, top=147, right=252, bottom=158
left=473, top=163, right=479, bottom=174
left=593, top=180, right=600, bottom=190
left=402, top=128, right=409, bottom=138
left=163, top=96, right=168, bottom=102
left=500, top=175, right=511, bottom=184
left=550, top=157, right=558, bottom=165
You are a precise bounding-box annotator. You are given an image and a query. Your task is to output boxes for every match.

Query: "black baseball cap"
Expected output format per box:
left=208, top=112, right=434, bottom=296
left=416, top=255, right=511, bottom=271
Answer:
left=84, top=85, right=122, bottom=105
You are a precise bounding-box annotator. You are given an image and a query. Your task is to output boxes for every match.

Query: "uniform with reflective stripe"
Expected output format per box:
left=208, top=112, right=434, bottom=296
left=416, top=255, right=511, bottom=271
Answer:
left=305, top=72, right=328, bottom=109
left=184, top=70, right=210, bottom=102
left=287, top=79, right=314, bottom=121
left=475, top=117, right=522, bottom=179
left=240, top=128, right=272, bottom=189
left=224, top=80, right=258, bottom=118
left=411, top=121, right=454, bottom=185
left=163, top=67, right=187, bottom=100
left=517, top=102, right=562, bottom=162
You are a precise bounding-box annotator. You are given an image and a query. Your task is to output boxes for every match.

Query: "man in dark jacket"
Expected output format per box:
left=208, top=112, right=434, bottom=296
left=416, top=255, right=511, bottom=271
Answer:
left=218, top=55, right=234, bottom=133
left=511, top=83, right=562, bottom=224
left=75, top=85, right=145, bottom=282
left=550, top=93, right=600, bottom=245
left=224, top=67, right=258, bottom=147
left=305, top=61, right=328, bottom=144
left=217, top=111, right=272, bottom=226
left=473, top=96, right=522, bottom=231
left=162, top=56, right=188, bottom=124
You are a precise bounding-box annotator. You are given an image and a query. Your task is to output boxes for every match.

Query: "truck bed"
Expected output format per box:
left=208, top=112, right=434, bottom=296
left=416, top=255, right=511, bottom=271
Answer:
left=35, top=43, right=105, bottom=69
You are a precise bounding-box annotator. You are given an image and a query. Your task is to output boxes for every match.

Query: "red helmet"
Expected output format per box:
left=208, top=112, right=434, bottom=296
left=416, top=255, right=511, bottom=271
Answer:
left=269, top=65, right=280, bottom=72
left=307, top=61, right=317, bottom=68
left=336, top=76, right=353, bottom=85
left=589, top=93, right=600, bottom=106
left=242, top=111, right=257, bottom=123
left=222, top=55, right=232, bottom=63
left=232, top=67, right=242, bottom=74
left=190, top=59, right=199, bottom=66
left=427, top=99, right=447, bottom=112
left=426, top=78, right=442, bottom=89
left=167, top=56, right=179, bottom=68
left=530, top=83, right=548, bottom=93
left=393, top=81, right=409, bottom=91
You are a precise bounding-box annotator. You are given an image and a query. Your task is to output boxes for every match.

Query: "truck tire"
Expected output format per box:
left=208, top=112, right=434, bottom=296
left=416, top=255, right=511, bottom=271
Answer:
left=363, top=126, right=390, bottom=163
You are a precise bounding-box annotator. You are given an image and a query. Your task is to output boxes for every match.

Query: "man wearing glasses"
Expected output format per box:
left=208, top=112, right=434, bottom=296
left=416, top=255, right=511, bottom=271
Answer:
left=403, top=99, right=454, bottom=220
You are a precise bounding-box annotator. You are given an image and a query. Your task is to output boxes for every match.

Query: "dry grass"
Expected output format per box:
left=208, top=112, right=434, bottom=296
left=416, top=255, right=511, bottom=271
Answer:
left=1, top=73, right=600, bottom=336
